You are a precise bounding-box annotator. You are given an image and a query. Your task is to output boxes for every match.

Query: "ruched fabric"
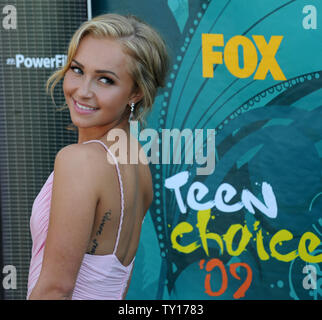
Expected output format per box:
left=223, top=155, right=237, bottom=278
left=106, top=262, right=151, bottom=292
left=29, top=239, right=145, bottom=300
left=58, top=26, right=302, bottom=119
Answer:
left=27, top=171, right=54, bottom=299
left=27, top=140, right=135, bottom=300
left=72, top=254, right=134, bottom=300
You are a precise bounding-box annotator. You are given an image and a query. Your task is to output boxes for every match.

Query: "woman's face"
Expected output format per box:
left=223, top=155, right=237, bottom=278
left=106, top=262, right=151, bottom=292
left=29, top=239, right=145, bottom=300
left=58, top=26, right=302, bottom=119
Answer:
left=63, top=35, right=139, bottom=128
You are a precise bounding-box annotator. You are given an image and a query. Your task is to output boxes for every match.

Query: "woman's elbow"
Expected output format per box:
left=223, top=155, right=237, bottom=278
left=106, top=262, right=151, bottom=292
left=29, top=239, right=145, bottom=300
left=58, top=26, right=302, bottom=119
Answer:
left=28, top=280, right=74, bottom=300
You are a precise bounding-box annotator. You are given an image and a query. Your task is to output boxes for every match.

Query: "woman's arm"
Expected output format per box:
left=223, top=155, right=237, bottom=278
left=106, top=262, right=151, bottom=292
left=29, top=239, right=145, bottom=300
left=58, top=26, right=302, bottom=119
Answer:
left=28, top=144, right=101, bottom=299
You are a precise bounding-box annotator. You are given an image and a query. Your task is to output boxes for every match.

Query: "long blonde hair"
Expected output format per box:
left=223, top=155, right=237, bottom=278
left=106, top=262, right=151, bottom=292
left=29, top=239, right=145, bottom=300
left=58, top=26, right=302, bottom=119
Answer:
left=47, top=13, right=169, bottom=128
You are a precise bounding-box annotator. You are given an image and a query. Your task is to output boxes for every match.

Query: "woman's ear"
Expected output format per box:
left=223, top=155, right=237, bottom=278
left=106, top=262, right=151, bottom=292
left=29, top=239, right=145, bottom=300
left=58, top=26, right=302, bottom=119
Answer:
left=130, top=87, right=144, bottom=105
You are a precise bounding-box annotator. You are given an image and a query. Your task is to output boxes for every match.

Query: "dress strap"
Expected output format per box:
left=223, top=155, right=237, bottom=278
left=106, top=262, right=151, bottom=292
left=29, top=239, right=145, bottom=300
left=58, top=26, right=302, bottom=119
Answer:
left=82, top=139, right=124, bottom=255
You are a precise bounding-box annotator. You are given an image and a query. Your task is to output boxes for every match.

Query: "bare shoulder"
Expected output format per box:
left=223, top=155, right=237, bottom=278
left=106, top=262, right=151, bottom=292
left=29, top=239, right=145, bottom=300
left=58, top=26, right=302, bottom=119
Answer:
left=55, top=143, right=101, bottom=166
left=55, top=142, right=114, bottom=170
left=54, top=143, right=109, bottom=195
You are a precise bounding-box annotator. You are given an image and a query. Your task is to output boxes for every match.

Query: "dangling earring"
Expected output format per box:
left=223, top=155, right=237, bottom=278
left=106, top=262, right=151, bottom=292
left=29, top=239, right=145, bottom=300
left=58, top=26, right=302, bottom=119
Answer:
left=128, top=102, right=135, bottom=122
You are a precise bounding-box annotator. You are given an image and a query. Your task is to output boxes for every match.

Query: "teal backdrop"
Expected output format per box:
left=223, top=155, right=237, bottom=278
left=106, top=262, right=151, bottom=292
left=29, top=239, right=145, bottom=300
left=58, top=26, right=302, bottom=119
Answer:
left=93, top=0, right=322, bottom=300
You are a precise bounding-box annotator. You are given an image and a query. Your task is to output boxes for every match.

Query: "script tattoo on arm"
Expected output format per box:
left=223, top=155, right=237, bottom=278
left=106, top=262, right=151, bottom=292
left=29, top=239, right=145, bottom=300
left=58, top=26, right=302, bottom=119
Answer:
left=86, top=210, right=112, bottom=254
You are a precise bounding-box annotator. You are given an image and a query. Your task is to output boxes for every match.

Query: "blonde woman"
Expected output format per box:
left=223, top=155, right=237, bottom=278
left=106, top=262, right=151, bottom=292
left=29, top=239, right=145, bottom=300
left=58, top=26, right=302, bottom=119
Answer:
left=27, top=13, right=169, bottom=300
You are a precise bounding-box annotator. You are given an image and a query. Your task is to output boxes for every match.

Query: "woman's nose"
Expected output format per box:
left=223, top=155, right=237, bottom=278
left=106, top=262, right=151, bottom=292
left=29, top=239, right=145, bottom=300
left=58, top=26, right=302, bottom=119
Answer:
left=78, top=78, right=94, bottom=98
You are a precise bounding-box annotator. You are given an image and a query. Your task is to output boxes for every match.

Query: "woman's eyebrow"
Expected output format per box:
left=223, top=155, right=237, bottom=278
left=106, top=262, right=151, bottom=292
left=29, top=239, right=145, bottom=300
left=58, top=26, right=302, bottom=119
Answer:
left=72, top=59, right=120, bottom=79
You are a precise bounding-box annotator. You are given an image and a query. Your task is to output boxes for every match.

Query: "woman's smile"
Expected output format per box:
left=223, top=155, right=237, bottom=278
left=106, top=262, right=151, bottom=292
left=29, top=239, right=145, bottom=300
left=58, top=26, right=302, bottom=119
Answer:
left=72, top=98, right=99, bottom=115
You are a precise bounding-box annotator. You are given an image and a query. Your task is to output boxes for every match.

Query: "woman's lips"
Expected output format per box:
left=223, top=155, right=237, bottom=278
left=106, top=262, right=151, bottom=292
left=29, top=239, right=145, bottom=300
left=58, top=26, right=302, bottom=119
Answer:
left=72, top=98, right=99, bottom=115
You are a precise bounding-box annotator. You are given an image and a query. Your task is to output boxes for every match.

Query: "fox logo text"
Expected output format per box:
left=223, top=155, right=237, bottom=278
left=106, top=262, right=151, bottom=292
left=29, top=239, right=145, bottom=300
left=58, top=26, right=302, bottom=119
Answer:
left=202, top=34, right=286, bottom=81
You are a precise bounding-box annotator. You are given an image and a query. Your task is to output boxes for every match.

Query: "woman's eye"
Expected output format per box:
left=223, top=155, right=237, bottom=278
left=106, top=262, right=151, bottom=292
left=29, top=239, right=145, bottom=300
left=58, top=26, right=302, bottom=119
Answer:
left=70, top=66, right=82, bottom=74
left=100, top=77, right=114, bottom=85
